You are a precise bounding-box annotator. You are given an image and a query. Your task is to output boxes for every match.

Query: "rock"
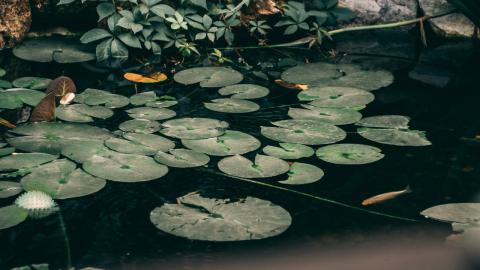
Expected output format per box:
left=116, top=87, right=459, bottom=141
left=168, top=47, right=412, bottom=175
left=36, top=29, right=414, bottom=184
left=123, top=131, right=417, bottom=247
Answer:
left=418, top=0, right=476, bottom=38
left=0, top=0, right=32, bottom=49
left=338, top=0, right=417, bottom=25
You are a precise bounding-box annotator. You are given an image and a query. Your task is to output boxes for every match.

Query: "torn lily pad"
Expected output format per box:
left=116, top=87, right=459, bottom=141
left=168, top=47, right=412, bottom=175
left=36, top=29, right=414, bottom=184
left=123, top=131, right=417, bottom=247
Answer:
left=218, top=84, right=269, bottom=99
left=0, top=153, right=59, bottom=171
left=261, top=119, right=346, bottom=145
left=12, top=77, right=52, bottom=90
left=288, top=105, right=362, bottom=125
left=0, top=89, right=45, bottom=110
left=281, top=62, right=343, bottom=85
left=56, top=104, right=113, bottom=123
left=75, top=88, right=129, bottom=108
left=298, top=86, right=374, bottom=109
left=218, top=154, right=290, bottom=179
left=204, top=98, right=260, bottom=113
left=0, top=181, right=23, bottom=198
left=263, top=143, right=314, bottom=159
left=0, top=205, right=28, bottom=230
left=356, top=115, right=431, bottom=146
left=126, top=107, right=176, bottom=121
left=174, top=67, right=243, bottom=88
left=154, top=149, right=210, bottom=168
left=421, top=203, right=480, bottom=224
left=161, top=118, right=229, bottom=139
left=119, top=119, right=160, bottom=134
left=182, top=130, right=261, bottom=156
left=316, top=143, right=384, bottom=165
left=279, top=162, right=324, bottom=185
left=20, top=159, right=106, bottom=199
left=122, top=133, right=175, bottom=153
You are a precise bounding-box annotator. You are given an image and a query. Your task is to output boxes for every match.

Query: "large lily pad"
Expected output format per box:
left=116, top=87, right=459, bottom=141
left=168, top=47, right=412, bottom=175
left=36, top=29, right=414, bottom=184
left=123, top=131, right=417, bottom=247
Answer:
left=20, top=159, right=106, bottom=199
left=263, top=143, right=314, bottom=159
left=181, top=130, right=261, bottom=156
left=154, top=149, right=210, bottom=168
left=281, top=62, right=343, bottom=85
left=0, top=89, right=45, bottom=109
left=56, top=104, right=113, bottom=123
left=174, top=67, right=244, bottom=88
left=150, top=193, right=291, bottom=241
left=0, top=181, right=23, bottom=198
left=13, top=37, right=95, bottom=63
left=218, top=154, right=290, bottom=179
left=61, top=139, right=116, bottom=163
left=83, top=153, right=168, bottom=182
left=104, top=137, right=158, bottom=155
left=12, top=77, right=52, bottom=90
left=298, top=86, right=374, bottom=109
left=316, top=143, right=384, bottom=165
left=288, top=105, right=362, bottom=125
left=126, top=107, right=176, bottom=121
left=204, top=98, right=260, bottom=113
left=119, top=119, right=160, bottom=134
left=421, top=203, right=480, bottom=224
left=160, top=118, right=229, bottom=139
left=357, top=115, right=411, bottom=129
left=0, top=147, right=15, bottom=157
left=0, top=205, right=28, bottom=230
left=319, top=70, right=394, bottom=91
left=0, top=153, right=59, bottom=171
left=75, top=88, right=129, bottom=108
left=261, top=119, right=346, bottom=145
left=218, top=84, right=269, bottom=99
left=279, top=162, right=324, bottom=185
left=122, top=133, right=175, bottom=153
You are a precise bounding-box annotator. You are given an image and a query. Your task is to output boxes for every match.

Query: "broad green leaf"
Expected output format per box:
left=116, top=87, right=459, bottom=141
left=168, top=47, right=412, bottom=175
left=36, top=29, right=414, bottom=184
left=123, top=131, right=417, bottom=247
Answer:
left=316, top=143, right=384, bottom=165
left=218, top=154, right=290, bottom=178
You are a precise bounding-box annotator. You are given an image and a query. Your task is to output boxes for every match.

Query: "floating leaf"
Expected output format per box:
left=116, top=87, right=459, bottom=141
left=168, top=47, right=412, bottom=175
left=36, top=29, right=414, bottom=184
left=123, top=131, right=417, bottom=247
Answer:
left=281, top=62, right=343, bottom=85
left=274, top=79, right=309, bottom=91
left=263, top=143, right=314, bottom=159
left=174, top=67, right=243, bottom=88
left=61, top=139, right=116, bottom=163
left=75, top=88, right=129, bottom=108
left=154, top=149, right=210, bottom=168
left=126, top=107, right=176, bottom=121
left=261, top=119, right=346, bottom=145
left=279, top=162, right=324, bottom=185
left=182, top=130, right=260, bottom=156
left=204, top=98, right=260, bottom=113
left=12, top=77, right=52, bottom=90
left=160, top=118, right=229, bottom=139
left=104, top=137, right=158, bottom=155
left=288, top=105, right=362, bottom=125
left=122, top=133, right=175, bottom=153
left=56, top=104, right=113, bottom=123
left=0, top=89, right=45, bottom=109
left=316, top=144, right=384, bottom=165
left=0, top=181, right=23, bottom=198
left=119, top=119, right=160, bottom=134
left=0, top=205, right=28, bottom=230
left=218, top=84, right=269, bottom=99
left=130, top=92, right=157, bottom=106
left=0, top=147, right=15, bottom=157
left=124, top=72, right=167, bottom=83
left=298, top=86, right=374, bottom=109
left=421, top=203, right=480, bottom=224
left=218, top=154, right=290, bottom=178
left=357, top=115, right=411, bottom=129
left=317, top=70, right=395, bottom=91
left=0, top=153, right=59, bottom=171
left=20, top=159, right=106, bottom=199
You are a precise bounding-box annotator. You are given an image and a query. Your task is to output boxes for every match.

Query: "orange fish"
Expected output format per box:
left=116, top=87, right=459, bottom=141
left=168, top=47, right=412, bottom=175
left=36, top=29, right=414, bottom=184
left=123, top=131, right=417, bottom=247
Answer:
left=124, top=72, right=167, bottom=83
left=361, top=185, right=412, bottom=206
left=274, top=79, right=309, bottom=91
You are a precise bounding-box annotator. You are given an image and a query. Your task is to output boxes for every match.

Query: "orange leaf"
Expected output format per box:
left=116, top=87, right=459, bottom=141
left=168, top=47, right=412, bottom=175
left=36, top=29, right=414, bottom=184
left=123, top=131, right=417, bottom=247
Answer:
left=124, top=72, right=168, bottom=83
left=274, top=79, right=309, bottom=91
left=0, top=118, right=16, bottom=129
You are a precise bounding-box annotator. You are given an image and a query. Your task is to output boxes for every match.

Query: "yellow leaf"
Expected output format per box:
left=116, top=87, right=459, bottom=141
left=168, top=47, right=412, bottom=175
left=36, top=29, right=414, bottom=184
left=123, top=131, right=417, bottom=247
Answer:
left=124, top=72, right=168, bottom=83
left=274, top=79, right=309, bottom=91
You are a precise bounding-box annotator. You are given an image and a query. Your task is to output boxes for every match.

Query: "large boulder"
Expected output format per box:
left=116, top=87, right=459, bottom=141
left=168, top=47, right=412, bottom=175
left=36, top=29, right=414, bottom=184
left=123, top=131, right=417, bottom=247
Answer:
left=338, top=0, right=417, bottom=25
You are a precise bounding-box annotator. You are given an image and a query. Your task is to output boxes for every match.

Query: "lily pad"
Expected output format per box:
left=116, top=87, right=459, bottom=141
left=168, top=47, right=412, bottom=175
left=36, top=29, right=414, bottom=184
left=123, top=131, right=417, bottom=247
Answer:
left=0, top=80, right=12, bottom=89
left=126, top=107, right=176, bottom=121
left=0, top=89, right=45, bottom=109
left=261, top=119, right=346, bottom=145
left=83, top=153, right=168, bottom=182
left=316, top=143, right=384, bottom=165
left=119, top=119, right=160, bottom=134
left=56, top=104, right=113, bottom=123
left=218, top=84, right=269, bottom=99
left=0, top=147, right=15, bottom=157
left=12, top=77, right=52, bottom=90
left=357, top=115, right=411, bottom=129
left=150, top=193, right=291, bottom=241
left=104, top=137, right=158, bottom=155
left=204, top=98, right=260, bottom=113
left=0, top=205, right=28, bottom=230
left=421, top=203, right=480, bottom=224
left=0, top=153, right=59, bottom=171
left=298, top=86, right=375, bottom=109
left=13, top=37, right=95, bottom=63
left=61, top=139, right=116, bottom=163
left=218, top=154, right=290, bottom=179
left=161, top=118, right=229, bottom=139
left=75, top=88, right=129, bottom=108
left=154, top=149, right=210, bottom=168
left=288, top=105, right=362, bottom=125
left=321, top=70, right=394, bottom=91
left=281, top=62, right=343, bottom=85
left=0, top=181, right=23, bottom=198
left=20, top=159, right=106, bottom=199
left=182, top=130, right=261, bottom=156
left=122, top=133, right=175, bottom=153
left=130, top=92, right=178, bottom=108
left=174, top=67, right=244, bottom=88
left=263, top=143, right=314, bottom=159
left=279, top=162, right=324, bottom=185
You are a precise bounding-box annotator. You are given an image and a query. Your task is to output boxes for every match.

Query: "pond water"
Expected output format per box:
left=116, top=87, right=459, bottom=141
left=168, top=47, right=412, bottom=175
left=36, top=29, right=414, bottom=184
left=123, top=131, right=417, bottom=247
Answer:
left=1, top=50, right=479, bottom=269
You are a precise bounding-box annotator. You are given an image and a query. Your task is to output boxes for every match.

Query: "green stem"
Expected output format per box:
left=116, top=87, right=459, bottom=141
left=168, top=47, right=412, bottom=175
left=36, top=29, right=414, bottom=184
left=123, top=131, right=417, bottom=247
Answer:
left=58, top=209, right=72, bottom=270
left=201, top=169, right=420, bottom=223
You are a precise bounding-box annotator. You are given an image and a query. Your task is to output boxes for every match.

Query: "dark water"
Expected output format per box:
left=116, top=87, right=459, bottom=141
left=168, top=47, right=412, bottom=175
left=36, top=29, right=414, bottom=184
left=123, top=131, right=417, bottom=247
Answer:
left=1, top=50, right=480, bottom=269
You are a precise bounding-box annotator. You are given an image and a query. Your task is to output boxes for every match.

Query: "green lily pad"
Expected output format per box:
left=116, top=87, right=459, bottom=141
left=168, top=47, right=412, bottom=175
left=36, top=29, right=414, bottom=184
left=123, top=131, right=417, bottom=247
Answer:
left=130, top=92, right=178, bottom=108
left=154, top=149, right=210, bottom=168
left=204, top=98, right=260, bottom=113
left=319, top=70, right=394, bottom=91
left=83, top=153, right=168, bottom=182
left=298, top=86, right=375, bottom=109
left=281, top=62, right=343, bottom=85
left=126, top=107, right=176, bottom=121
left=288, top=105, right=362, bottom=125
left=119, top=119, right=160, bottom=134
left=75, top=88, right=129, bottom=108
left=182, top=130, right=261, bottom=156
left=0, top=153, right=59, bottom=171
left=218, top=154, right=290, bottom=179
left=0, top=80, right=12, bottom=89
left=20, top=159, right=106, bottom=199
left=104, top=137, right=158, bottom=155
left=0, top=89, right=45, bottom=109
left=174, top=67, right=244, bottom=88
left=316, top=143, right=384, bottom=165
left=356, top=115, right=411, bottom=129
left=12, top=77, right=52, bottom=90
left=0, top=147, right=15, bottom=157
left=0, top=181, right=23, bottom=198
left=161, top=118, right=229, bottom=139
left=261, top=119, right=346, bottom=145
left=13, top=37, right=95, bottom=63
left=279, top=162, right=324, bottom=185
left=150, top=193, right=291, bottom=241
left=0, top=205, right=28, bottom=230
left=122, top=133, right=175, bottom=153
left=56, top=104, right=113, bottom=123
left=218, top=84, right=269, bottom=99
left=263, top=143, right=314, bottom=159
left=61, top=139, right=116, bottom=163
left=420, top=203, right=480, bottom=224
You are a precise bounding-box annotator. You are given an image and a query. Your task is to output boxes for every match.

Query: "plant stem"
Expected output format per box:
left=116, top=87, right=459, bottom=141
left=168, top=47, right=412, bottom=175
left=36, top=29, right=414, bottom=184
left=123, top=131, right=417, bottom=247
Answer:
left=58, top=209, right=72, bottom=270
left=201, top=169, right=420, bottom=223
